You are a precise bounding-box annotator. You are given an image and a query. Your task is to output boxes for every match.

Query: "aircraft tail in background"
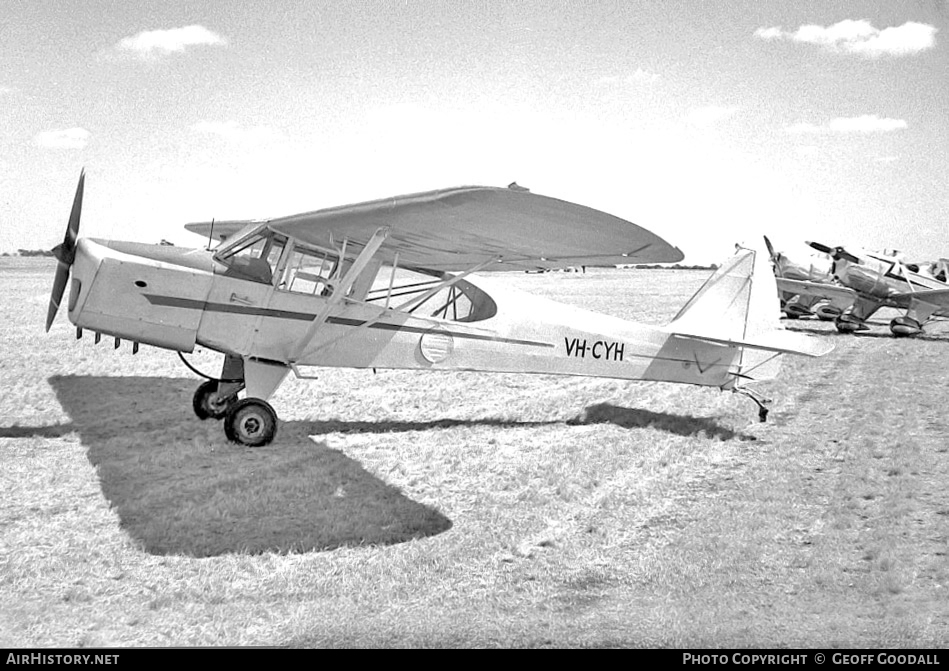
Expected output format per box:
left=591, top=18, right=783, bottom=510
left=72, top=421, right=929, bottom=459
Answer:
left=666, top=241, right=832, bottom=385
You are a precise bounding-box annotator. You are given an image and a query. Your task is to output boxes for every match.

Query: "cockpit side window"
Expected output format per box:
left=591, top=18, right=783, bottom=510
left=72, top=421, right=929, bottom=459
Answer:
left=364, top=267, right=497, bottom=322
left=219, top=233, right=287, bottom=285
left=280, top=246, right=339, bottom=297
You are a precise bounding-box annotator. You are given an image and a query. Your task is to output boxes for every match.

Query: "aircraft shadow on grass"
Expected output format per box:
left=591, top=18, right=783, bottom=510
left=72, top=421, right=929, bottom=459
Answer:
left=0, top=375, right=748, bottom=557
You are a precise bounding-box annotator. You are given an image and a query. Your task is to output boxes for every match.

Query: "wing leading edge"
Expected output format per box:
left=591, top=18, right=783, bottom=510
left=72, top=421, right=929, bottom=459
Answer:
left=186, top=186, right=683, bottom=272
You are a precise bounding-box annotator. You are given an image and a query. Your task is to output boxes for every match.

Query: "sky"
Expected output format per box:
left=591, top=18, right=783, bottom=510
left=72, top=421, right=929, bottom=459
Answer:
left=1, top=0, right=947, bottom=263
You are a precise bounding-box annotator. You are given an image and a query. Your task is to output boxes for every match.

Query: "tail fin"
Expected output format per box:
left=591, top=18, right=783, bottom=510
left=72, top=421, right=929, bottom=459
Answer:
left=667, top=242, right=832, bottom=384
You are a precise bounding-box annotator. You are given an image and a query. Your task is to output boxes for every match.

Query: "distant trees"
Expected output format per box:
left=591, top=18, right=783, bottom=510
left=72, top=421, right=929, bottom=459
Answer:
left=16, top=249, right=55, bottom=257
left=630, top=263, right=719, bottom=270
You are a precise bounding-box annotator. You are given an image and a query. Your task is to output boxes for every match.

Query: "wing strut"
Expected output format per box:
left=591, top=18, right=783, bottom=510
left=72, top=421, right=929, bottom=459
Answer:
left=385, top=252, right=399, bottom=309
left=287, top=227, right=389, bottom=362
left=293, top=256, right=502, bottom=364
left=394, top=257, right=498, bottom=313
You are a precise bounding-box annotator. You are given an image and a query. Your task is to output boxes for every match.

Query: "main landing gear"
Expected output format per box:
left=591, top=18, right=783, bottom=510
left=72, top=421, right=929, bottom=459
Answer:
left=186, top=354, right=285, bottom=447
left=192, top=380, right=240, bottom=419
left=192, top=380, right=279, bottom=447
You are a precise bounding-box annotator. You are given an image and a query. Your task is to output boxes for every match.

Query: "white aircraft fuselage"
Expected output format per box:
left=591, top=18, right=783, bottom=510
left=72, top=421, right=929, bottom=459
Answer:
left=67, top=237, right=748, bottom=395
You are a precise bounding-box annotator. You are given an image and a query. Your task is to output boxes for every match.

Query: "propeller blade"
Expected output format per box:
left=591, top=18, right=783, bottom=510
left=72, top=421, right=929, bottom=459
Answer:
left=61, top=169, right=85, bottom=263
left=836, top=247, right=860, bottom=264
left=46, top=170, right=85, bottom=331
left=45, top=261, right=70, bottom=332
left=763, top=236, right=777, bottom=261
left=807, top=241, right=834, bottom=255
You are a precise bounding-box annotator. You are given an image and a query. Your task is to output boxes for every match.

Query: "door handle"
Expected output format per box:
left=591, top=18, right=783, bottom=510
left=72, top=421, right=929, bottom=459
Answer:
left=229, top=293, right=253, bottom=306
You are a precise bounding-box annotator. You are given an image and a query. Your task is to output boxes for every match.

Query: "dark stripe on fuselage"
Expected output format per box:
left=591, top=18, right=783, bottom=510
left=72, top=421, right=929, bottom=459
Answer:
left=142, top=294, right=554, bottom=348
left=883, top=270, right=939, bottom=290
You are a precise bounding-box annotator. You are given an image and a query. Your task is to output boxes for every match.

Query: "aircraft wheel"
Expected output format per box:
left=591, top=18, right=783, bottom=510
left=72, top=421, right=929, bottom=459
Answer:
left=192, top=380, right=235, bottom=420
left=890, top=316, right=923, bottom=337
left=835, top=315, right=867, bottom=333
left=224, top=398, right=278, bottom=447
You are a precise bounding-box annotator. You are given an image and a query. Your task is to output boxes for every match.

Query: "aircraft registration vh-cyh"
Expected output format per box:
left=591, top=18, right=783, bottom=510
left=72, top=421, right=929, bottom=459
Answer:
left=46, top=171, right=832, bottom=446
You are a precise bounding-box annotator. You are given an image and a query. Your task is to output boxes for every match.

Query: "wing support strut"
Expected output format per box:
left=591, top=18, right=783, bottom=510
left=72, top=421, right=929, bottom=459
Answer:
left=292, top=256, right=501, bottom=364
left=287, top=227, right=389, bottom=363
left=394, top=257, right=498, bottom=313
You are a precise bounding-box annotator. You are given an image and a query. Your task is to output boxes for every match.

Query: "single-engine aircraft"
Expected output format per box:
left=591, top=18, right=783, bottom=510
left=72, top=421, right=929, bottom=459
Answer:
left=767, top=238, right=949, bottom=336
left=764, top=236, right=850, bottom=321
left=46, top=171, right=831, bottom=446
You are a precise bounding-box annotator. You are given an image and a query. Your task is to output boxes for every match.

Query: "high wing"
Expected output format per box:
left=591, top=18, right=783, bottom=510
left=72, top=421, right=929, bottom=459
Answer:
left=186, top=185, right=683, bottom=271
left=185, top=219, right=259, bottom=242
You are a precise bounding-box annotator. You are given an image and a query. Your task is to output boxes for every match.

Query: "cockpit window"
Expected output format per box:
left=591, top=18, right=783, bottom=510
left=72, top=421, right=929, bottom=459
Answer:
left=219, top=232, right=287, bottom=285
left=364, top=267, right=497, bottom=322
left=281, top=246, right=339, bottom=297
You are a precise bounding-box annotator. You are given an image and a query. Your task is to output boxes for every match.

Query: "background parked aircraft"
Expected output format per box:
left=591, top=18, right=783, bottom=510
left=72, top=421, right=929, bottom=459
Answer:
left=769, top=238, right=949, bottom=336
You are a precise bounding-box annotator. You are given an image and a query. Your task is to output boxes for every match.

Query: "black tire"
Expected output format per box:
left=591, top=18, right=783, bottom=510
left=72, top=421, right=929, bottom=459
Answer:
left=192, top=380, right=233, bottom=420
left=224, top=398, right=278, bottom=447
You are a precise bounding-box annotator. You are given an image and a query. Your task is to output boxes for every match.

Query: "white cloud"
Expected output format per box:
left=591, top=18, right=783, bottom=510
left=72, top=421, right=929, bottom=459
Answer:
left=0, top=86, right=12, bottom=95
left=34, top=127, right=91, bottom=149
left=786, top=115, right=907, bottom=134
left=874, top=156, right=899, bottom=164
left=684, top=106, right=737, bottom=127
left=753, top=27, right=783, bottom=40
left=115, top=25, right=227, bottom=59
left=754, top=20, right=937, bottom=57
left=192, top=120, right=283, bottom=143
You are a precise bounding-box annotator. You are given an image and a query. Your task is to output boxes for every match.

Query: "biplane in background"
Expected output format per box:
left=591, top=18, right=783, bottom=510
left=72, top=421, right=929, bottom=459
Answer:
left=766, top=237, right=949, bottom=336
left=46, top=172, right=831, bottom=446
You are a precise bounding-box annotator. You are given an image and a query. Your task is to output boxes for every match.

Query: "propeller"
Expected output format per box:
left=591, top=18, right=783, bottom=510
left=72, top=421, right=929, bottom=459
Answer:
left=763, top=235, right=780, bottom=263
left=807, top=240, right=834, bottom=255
left=806, top=241, right=859, bottom=264
left=45, top=170, right=84, bottom=332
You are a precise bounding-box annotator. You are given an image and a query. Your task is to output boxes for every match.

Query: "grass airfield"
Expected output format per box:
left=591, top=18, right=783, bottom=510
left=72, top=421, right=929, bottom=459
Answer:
left=1, top=256, right=948, bottom=647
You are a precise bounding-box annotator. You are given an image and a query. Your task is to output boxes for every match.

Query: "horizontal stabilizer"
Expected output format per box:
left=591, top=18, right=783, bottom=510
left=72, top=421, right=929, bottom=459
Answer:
left=674, top=329, right=834, bottom=357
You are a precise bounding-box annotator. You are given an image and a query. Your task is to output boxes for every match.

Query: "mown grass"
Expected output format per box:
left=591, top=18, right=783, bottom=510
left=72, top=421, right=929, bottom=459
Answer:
left=1, top=257, right=947, bottom=647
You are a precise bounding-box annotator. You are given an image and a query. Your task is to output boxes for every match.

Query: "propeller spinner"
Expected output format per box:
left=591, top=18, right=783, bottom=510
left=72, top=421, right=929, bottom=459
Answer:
left=46, top=170, right=85, bottom=332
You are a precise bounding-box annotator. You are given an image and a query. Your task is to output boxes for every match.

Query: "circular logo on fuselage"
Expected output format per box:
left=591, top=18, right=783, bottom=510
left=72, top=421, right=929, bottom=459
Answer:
left=419, top=329, right=454, bottom=364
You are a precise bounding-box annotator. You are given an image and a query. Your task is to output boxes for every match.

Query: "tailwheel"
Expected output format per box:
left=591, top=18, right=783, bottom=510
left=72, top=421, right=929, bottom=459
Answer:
left=734, top=387, right=772, bottom=423
left=192, top=380, right=238, bottom=420
left=224, top=398, right=278, bottom=447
